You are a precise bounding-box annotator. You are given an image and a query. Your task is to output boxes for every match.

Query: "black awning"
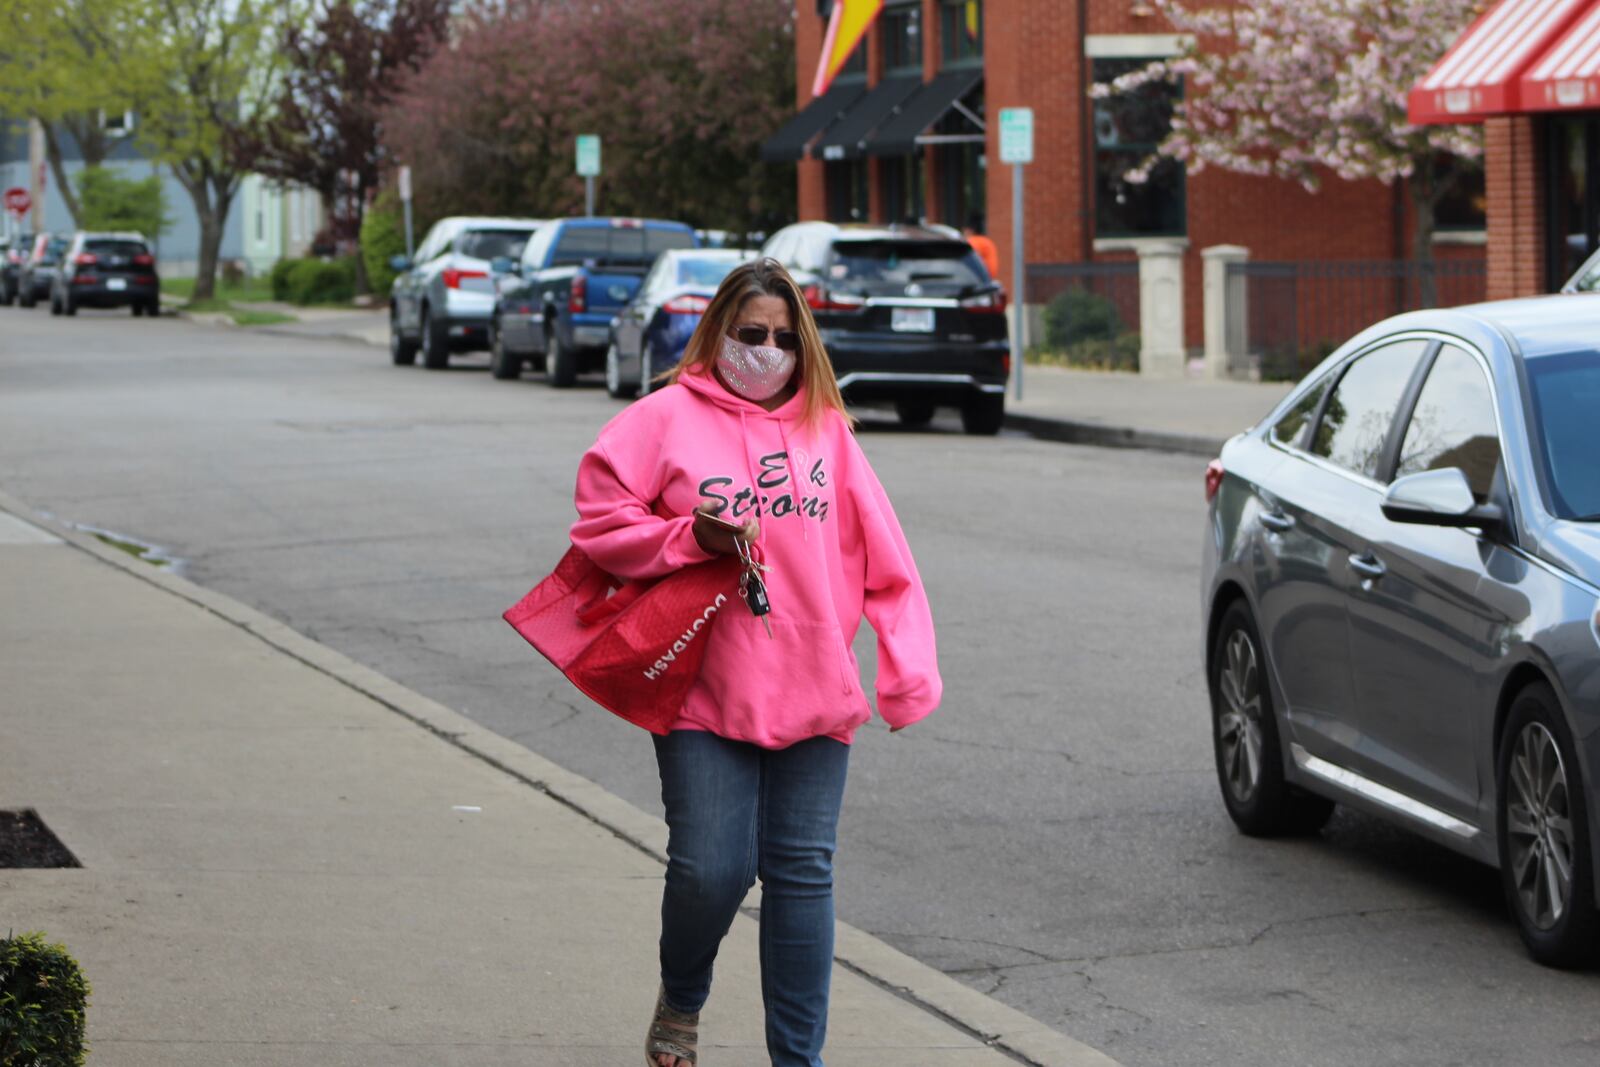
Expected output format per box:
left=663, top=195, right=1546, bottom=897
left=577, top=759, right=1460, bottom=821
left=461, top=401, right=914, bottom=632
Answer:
left=811, top=74, right=923, bottom=161
left=760, top=81, right=868, bottom=163
left=864, top=68, right=984, bottom=157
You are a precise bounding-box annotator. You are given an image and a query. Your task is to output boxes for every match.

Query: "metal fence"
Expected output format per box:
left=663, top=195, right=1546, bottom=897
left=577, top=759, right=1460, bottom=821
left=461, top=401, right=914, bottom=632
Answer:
left=1230, top=258, right=1488, bottom=380
left=1025, top=261, right=1141, bottom=368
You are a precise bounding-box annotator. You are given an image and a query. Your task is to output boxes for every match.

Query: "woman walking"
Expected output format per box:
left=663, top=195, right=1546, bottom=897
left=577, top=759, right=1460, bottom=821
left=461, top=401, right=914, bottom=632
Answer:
left=568, top=258, right=941, bottom=1067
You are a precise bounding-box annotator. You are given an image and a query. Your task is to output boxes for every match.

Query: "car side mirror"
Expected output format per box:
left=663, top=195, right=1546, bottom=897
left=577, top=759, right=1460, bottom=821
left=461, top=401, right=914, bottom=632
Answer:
left=490, top=256, right=518, bottom=276
left=1381, top=468, right=1503, bottom=530
left=389, top=254, right=412, bottom=272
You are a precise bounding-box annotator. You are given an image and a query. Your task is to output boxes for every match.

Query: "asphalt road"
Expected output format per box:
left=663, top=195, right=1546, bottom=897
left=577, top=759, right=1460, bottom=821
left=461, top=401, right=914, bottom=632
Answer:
left=3, top=309, right=1598, bottom=1066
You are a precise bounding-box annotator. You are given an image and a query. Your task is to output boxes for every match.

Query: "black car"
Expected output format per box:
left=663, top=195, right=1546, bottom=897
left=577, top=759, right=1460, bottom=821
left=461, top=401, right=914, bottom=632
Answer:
left=1, top=231, right=33, bottom=305
left=760, top=222, right=1010, bottom=435
left=50, top=232, right=161, bottom=317
left=16, top=233, right=67, bottom=309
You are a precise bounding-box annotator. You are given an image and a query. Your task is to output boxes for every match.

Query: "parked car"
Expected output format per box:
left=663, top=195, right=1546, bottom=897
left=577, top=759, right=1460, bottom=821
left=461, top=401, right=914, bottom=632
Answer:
left=760, top=222, right=1009, bottom=435
left=388, top=217, right=545, bottom=369
left=1, top=231, right=34, bottom=305
left=15, top=233, right=67, bottom=309
left=1562, top=246, right=1600, bottom=292
left=49, top=232, right=161, bottom=317
left=603, top=248, right=756, bottom=399
left=1202, top=295, right=1600, bottom=967
left=488, top=216, right=697, bottom=386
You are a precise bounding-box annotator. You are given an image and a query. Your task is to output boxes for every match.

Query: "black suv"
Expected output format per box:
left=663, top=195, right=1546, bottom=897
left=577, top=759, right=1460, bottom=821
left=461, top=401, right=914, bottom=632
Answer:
left=1, top=231, right=33, bottom=305
left=51, top=232, right=161, bottom=316
left=761, top=222, right=1009, bottom=435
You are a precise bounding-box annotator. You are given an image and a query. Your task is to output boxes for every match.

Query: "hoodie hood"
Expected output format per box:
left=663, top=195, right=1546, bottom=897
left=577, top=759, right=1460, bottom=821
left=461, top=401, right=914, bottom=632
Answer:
left=677, top=367, right=807, bottom=423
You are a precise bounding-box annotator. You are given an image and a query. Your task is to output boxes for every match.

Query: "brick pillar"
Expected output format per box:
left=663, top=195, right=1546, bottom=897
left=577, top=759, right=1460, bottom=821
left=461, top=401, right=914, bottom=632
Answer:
left=1485, top=115, right=1545, bottom=300
left=799, top=159, right=826, bottom=222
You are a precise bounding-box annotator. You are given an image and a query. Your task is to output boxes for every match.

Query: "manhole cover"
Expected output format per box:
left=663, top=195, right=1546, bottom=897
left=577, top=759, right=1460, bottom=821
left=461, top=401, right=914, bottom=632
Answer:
left=0, top=809, right=80, bottom=868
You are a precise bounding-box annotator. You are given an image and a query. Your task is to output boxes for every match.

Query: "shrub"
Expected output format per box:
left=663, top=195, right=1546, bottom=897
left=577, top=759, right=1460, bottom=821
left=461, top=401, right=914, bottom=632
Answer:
left=1042, top=288, right=1123, bottom=349
left=271, top=257, right=357, bottom=306
left=1029, top=331, right=1141, bottom=373
left=0, top=931, right=90, bottom=1067
left=360, top=190, right=406, bottom=297
left=269, top=258, right=299, bottom=301
left=78, top=166, right=171, bottom=239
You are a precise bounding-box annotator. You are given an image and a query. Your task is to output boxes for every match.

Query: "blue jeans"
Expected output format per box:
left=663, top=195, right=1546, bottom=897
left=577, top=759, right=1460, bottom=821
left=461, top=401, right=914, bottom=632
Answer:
left=653, top=729, right=851, bottom=1067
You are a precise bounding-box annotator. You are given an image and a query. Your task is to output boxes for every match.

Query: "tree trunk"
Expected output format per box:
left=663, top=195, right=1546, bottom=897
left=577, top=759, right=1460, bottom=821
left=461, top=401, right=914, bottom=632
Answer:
left=174, top=164, right=238, bottom=303
left=350, top=182, right=371, bottom=297
left=39, top=122, right=84, bottom=227
left=1408, top=156, right=1442, bottom=310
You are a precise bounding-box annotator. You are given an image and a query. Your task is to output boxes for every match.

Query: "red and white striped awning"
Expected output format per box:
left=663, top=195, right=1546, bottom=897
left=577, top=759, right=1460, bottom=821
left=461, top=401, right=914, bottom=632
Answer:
left=1521, top=1, right=1600, bottom=110
left=1409, top=0, right=1593, bottom=124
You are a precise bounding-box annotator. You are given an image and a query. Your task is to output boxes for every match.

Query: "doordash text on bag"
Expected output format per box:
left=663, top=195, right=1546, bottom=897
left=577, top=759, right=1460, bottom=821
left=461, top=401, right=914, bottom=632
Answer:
left=644, top=594, right=729, bottom=680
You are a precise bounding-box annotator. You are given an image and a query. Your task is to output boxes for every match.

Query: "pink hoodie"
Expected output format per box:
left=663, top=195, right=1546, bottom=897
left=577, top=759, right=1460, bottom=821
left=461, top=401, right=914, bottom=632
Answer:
left=570, top=369, right=941, bottom=748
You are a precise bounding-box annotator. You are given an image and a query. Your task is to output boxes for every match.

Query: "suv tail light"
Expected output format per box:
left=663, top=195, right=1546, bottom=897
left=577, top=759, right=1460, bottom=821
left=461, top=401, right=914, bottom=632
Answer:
left=569, top=273, right=587, bottom=313
left=442, top=267, right=487, bottom=289
left=132, top=253, right=154, bottom=266
left=960, top=288, right=1007, bottom=314
left=1205, top=459, right=1225, bottom=503
left=662, top=294, right=710, bottom=314
left=802, top=284, right=865, bottom=311
left=74, top=253, right=98, bottom=266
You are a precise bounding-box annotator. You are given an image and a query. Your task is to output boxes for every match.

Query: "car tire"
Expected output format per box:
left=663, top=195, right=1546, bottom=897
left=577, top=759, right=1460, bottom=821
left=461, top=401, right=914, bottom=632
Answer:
left=420, top=306, right=449, bottom=369
left=49, top=291, right=61, bottom=315
left=896, top=400, right=936, bottom=427
left=640, top=342, right=658, bottom=396
left=145, top=301, right=161, bottom=318
left=132, top=302, right=144, bottom=317
left=489, top=313, right=521, bottom=380
left=960, top=395, right=1005, bottom=436
left=62, top=292, right=76, bottom=316
left=545, top=327, right=576, bottom=388
left=1209, top=599, right=1334, bottom=837
left=605, top=342, right=637, bottom=399
left=390, top=306, right=418, bottom=366
left=1, top=281, right=13, bottom=306
left=1496, top=682, right=1599, bottom=968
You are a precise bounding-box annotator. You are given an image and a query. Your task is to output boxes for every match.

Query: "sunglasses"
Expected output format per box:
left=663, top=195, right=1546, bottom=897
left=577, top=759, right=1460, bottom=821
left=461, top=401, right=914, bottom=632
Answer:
left=731, top=325, right=801, bottom=351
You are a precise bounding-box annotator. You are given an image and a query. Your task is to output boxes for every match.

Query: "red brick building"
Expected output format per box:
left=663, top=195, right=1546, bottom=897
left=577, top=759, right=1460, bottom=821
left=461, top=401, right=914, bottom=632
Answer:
left=765, top=1, right=1487, bottom=352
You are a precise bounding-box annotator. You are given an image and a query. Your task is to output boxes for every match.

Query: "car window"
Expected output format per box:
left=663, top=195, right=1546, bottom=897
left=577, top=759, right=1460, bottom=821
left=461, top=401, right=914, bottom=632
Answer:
left=677, top=256, right=740, bottom=289
left=828, top=240, right=990, bottom=293
left=1395, top=345, right=1501, bottom=502
left=85, top=239, right=149, bottom=258
left=520, top=226, right=554, bottom=268
left=1270, top=376, right=1331, bottom=449
left=1525, top=349, right=1600, bottom=519
left=1568, top=251, right=1600, bottom=293
left=1308, top=339, right=1429, bottom=480
left=763, top=230, right=796, bottom=266
left=551, top=226, right=694, bottom=267
left=456, top=229, right=530, bottom=261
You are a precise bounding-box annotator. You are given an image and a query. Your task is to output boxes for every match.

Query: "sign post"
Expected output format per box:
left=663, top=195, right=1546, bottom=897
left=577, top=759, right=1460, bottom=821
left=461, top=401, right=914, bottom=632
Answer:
left=575, top=134, right=601, bottom=217
left=998, top=107, right=1034, bottom=402
left=3, top=187, right=29, bottom=245
left=397, top=165, right=414, bottom=260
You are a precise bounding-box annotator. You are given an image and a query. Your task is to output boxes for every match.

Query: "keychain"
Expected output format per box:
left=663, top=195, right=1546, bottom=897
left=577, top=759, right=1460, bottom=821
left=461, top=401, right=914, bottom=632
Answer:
left=735, top=538, right=774, bottom=639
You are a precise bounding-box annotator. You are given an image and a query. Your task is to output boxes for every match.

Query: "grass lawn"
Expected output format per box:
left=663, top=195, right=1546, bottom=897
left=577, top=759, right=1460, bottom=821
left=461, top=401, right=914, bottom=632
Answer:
left=182, top=297, right=296, bottom=326
left=162, top=276, right=276, bottom=303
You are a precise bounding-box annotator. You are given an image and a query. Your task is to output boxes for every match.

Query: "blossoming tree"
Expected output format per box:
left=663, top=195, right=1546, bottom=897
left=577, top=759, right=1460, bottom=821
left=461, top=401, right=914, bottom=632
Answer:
left=1094, top=0, right=1486, bottom=304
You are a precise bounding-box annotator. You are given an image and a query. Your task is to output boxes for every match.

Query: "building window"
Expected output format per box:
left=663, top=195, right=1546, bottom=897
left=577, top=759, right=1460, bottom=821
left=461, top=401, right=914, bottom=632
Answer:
left=937, top=87, right=986, bottom=229
left=1092, top=57, right=1185, bottom=238
left=826, top=159, right=868, bottom=222
left=838, top=36, right=867, bottom=80
left=881, top=3, right=921, bottom=75
left=1434, top=157, right=1485, bottom=231
left=941, top=0, right=982, bottom=67
left=881, top=154, right=925, bottom=224
left=1544, top=115, right=1598, bottom=287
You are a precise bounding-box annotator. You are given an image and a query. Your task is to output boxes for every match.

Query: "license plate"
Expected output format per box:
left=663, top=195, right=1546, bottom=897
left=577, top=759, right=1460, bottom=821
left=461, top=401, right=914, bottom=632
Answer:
left=107, top=278, right=127, bottom=291
left=891, top=307, right=935, bottom=333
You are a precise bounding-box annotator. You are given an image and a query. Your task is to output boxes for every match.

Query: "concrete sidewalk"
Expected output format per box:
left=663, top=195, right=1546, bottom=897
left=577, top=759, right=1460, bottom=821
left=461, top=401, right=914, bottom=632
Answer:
left=0, top=495, right=1117, bottom=1067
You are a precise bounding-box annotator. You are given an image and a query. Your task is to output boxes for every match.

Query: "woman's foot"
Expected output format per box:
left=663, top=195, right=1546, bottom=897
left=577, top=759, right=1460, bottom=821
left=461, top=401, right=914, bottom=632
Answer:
left=645, top=986, right=698, bottom=1066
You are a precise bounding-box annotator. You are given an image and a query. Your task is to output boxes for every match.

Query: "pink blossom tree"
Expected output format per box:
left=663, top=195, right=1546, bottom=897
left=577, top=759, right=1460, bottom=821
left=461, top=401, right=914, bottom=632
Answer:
left=1093, top=0, right=1486, bottom=302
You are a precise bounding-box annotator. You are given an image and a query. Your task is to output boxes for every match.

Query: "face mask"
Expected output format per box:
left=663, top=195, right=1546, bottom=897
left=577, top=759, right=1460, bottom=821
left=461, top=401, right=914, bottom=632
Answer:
left=716, top=335, right=796, bottom=402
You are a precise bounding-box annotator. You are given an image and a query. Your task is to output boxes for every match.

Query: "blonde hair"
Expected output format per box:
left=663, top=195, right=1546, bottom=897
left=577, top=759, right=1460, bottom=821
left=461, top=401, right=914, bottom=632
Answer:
left=665, top=257, right=852, bottom=428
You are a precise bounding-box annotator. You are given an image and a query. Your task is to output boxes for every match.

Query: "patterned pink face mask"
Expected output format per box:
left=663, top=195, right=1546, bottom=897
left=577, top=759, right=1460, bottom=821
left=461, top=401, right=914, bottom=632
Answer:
left=716, top=336, right=796, bottom=401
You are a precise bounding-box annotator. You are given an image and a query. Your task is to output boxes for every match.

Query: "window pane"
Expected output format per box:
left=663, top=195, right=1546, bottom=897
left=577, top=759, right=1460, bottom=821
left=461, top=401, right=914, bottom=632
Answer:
left=1526, top=349, right=1600, bottom=519
left=941, top=0, right=982, bottom=65
left=828, top=240, right=989, bottom=293
left=457, top=230, right=531, bottom=261
left=1396, top=346, right=1501, bottom=501
left=1309, top=340, right=1429, bottom=480
left=882, top=5, right=921, bottom=73
left=1092, top=58, right=1184, bottom=237
left=1271, top=377, right=1330, bottom=448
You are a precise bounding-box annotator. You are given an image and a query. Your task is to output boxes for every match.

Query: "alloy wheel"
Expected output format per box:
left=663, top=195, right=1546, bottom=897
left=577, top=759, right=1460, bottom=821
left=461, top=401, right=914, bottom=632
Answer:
left=1217, top=629, right=1264, bottom=803
left=1506, top=722, right=1574, bottom=931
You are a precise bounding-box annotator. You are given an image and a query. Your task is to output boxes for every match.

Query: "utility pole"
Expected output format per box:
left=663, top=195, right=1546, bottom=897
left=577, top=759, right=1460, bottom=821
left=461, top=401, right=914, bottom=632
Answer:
left=28, top=118, right=46, bottom=233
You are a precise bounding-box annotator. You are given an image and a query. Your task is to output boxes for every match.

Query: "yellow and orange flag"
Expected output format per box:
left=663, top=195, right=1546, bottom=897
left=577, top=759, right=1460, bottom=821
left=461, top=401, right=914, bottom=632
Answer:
left=812, top=0, right=884, bottom=97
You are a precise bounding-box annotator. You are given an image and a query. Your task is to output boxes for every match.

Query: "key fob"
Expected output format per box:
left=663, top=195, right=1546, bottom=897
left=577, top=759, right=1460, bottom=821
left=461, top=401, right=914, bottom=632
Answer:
left=744, top=572, right=771, bottom=617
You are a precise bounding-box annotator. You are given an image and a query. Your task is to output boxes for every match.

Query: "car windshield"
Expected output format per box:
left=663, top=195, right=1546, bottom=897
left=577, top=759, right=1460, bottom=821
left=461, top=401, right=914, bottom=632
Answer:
left=36, top=237, right=66, bottom=262
left=86, top=240, right=149, bottom=258
left=1526, top=349, right=1600, bottom=520
left=676, top=256, right=741, bottom=288
left=552, top=226, right=695, bottom=267
left=458, top=230, right=531, bottom=261
left=827, top=240, right=990, bottom=294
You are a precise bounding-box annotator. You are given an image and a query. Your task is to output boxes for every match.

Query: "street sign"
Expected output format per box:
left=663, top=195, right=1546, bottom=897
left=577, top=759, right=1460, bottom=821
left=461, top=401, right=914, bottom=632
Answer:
left=999, top=108, right=1034, bottom=165
left=397, top=165, right=412, bottom=203
left=575, top=135, right=601, bottom=177
left=3, top=187, right=30, bottom=218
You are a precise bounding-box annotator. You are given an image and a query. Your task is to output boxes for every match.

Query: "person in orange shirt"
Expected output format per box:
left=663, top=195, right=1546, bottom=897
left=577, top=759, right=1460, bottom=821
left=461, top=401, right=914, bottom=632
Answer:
left=964, top=213, right=1000, bottom=279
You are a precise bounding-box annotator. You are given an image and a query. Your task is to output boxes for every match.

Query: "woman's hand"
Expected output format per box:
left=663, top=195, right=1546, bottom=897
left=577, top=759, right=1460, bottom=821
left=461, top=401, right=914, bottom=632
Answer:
left=692, top=506, right=759, bottom=557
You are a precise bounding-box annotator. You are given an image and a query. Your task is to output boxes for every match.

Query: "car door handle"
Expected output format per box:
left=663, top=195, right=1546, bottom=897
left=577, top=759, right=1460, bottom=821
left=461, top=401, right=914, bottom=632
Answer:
left=1260, top=511, right=1295, bottom=533
left=1348, top=553, right=1387, bottom=581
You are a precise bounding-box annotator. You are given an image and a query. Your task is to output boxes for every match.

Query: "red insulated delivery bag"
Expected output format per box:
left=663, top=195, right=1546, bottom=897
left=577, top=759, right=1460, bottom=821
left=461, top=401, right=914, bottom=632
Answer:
left=502, top=546, right=744, bottom=734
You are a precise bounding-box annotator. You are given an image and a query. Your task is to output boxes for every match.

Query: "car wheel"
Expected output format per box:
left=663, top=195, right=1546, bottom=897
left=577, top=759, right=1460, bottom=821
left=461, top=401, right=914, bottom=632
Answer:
left=545, top=327, right=576, bottom=388
left=1497, top=683, right=1598, bottom=968
left=960, top=394, right=1005, bottom=436
left=132, top=302, right=143, bottom=317
left=20, top=286, right=33, bottom=309
left=62, top=292, right=76, bottom=316
left=1209, top=600, right=1334, bottom=837
left=1, top=281, right=13, bottom=306
left=145, top=301, right=161, bottom=318
left=489, top=313, right=521, bottom=380
left=896, top=400, right=936, bottom=427
left=390, top=306, right=418, bottom=366
left=605, top=342, right=637, bottom=399
left=49, top=290, right=62, bottom=316
left=420, top=306, right=449, bottom=369
left=640, top=343, right=658, bottom=396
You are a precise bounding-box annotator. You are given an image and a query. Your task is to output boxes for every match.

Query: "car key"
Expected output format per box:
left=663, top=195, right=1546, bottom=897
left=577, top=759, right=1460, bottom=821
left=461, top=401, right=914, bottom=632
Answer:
left=736, top=540, right=774, bottom=639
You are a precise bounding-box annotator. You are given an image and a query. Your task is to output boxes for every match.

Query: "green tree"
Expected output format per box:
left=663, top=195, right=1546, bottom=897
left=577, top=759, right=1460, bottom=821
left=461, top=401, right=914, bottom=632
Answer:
left=78, top=166, right=171, bottom=237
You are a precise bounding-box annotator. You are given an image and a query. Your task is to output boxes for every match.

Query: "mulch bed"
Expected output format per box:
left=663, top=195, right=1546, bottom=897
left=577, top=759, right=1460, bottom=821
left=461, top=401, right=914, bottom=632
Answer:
left=0, top=809, right=80, bottom=868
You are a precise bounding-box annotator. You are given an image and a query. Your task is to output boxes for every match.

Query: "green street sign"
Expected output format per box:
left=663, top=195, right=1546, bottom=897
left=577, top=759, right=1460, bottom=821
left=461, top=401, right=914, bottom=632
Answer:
left=575, top=134, right=601, bottom=177
left=999, top=108, right=1033, bottom=165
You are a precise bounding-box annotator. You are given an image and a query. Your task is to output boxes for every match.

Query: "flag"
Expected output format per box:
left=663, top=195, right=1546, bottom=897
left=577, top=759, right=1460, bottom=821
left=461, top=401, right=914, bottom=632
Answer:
left=812, top=0, right=884, bottom=97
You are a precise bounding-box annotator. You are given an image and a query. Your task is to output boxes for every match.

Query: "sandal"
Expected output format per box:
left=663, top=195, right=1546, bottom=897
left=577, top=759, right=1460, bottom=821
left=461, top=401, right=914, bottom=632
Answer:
left=644, top=985, right=699, bottom=1066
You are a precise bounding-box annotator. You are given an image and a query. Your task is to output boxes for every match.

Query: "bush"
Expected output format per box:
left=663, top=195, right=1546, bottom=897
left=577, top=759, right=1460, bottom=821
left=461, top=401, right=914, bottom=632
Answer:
left=269, top=258, right=299, bottom=301
left=1042, top=288, right=1123, bottom=349
left=1029, top=331, right=1141, bottom=373
left=270, top=257, right=357, bottom=306
left=360, top=190, right=407, bottom=297
left=0, top=931, right=90, bottom=1067
left=78, top=166, right=170, bottom=239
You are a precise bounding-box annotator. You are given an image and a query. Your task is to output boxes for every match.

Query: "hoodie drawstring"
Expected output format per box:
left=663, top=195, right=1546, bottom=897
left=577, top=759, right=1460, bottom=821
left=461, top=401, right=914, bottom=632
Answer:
left=778, top=419, right=807, bottom=543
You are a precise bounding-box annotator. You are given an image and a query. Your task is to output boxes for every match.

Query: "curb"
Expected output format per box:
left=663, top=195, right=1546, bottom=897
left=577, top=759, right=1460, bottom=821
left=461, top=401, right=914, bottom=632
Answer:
left=1004, top=410, right=1225, bottom=458
left=0, top=487, right=1122, bottom=1067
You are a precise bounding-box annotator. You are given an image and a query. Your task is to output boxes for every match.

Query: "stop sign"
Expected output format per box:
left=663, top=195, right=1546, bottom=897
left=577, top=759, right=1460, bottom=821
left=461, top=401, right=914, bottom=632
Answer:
left=3, top=187, right=30, bottom=217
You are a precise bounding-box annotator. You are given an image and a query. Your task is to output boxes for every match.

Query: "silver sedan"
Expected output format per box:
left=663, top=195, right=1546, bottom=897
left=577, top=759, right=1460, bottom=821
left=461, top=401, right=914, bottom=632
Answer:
left=1202, top=295, right=1600, bottom=967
